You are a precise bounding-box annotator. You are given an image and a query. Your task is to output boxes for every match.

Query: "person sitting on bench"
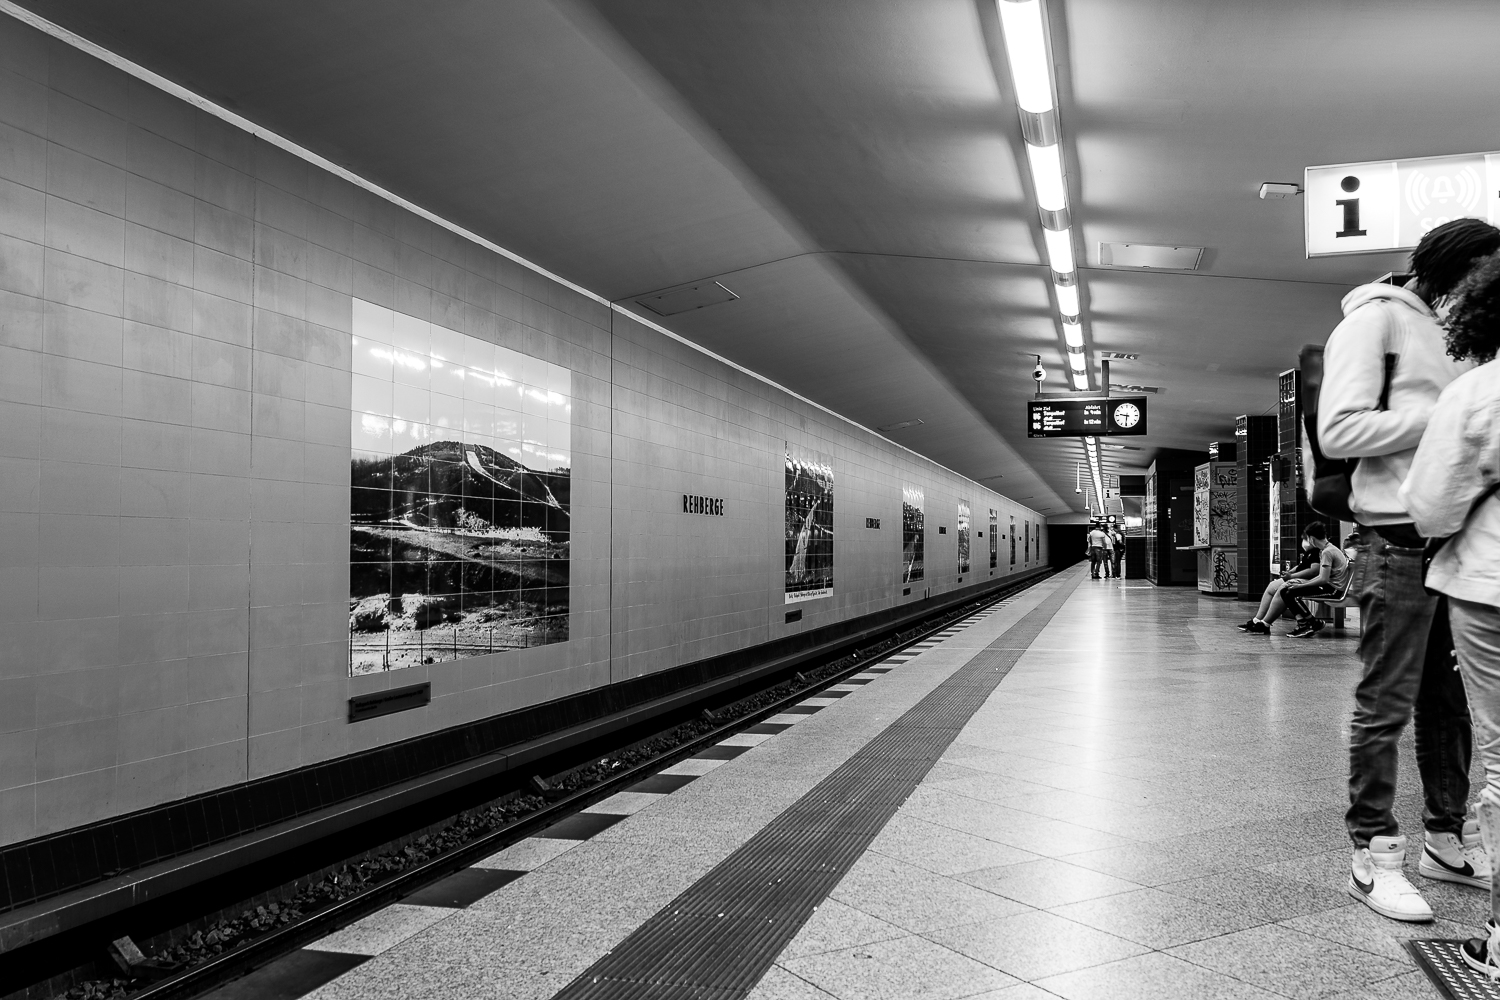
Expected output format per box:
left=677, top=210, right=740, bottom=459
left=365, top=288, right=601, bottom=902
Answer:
left=1280, top=521, right=1351, bottom=637
left=1240, top=537, right=1319, bottom=634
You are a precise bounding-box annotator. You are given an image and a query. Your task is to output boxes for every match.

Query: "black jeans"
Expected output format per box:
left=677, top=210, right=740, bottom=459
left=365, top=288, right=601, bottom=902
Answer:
left=1346, top=532, right=1471, bottom=846
left=1282, top=580, right=1337, bottom=622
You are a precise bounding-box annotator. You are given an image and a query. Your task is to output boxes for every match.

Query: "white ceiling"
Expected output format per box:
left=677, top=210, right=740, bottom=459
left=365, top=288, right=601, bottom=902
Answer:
left=19, top=0, right=1500, bottom=515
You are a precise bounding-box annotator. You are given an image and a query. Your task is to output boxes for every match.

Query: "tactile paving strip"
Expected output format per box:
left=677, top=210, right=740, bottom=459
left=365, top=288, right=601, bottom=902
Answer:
left=1409, top=939, right=1500, bottom=1000
left=550, top=575, right=1080, bottom=1000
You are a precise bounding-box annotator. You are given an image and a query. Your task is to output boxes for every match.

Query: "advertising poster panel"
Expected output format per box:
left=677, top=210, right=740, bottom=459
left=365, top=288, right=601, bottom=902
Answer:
left=989, top=509, right=998, bottom=569
left=902, top=485, right=925, bottom=583
left=348, top=300, right=571, bottom=675
left=785, top=444, right=834, bottom=603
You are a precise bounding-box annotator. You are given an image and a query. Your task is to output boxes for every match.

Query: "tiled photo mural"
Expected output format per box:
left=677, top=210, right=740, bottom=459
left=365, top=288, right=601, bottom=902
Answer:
left=957, top=500, right=971, bottom=575
left=785, top=444, right=834, bottom=603
left=347, top=300, right=571, bottom=674
left=902, top=485, right=924, bottom=583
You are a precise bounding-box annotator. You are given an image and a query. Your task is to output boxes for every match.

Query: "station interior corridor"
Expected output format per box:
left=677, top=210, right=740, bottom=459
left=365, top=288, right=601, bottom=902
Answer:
left=198, top=567, right=1458, bottom=1000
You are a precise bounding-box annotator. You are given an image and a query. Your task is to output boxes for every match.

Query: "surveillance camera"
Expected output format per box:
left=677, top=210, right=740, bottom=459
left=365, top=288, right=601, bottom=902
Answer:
left=1032, top=364, right=1047, bottom=383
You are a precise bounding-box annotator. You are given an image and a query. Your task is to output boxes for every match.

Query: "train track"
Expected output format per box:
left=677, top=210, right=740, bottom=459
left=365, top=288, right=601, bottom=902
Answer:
left=40, top=570, right=1053, bottom=1000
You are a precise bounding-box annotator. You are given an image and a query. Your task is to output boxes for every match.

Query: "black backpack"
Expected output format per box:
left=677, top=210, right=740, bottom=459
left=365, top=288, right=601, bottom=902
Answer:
left=1298, top=345, right=1395, bottom=523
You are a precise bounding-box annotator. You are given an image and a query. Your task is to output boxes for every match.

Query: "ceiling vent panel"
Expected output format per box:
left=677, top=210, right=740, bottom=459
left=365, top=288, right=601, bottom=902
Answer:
left=635, top=280, right=739, bottom=316
left=1098, top=242, right=1203, bottom=271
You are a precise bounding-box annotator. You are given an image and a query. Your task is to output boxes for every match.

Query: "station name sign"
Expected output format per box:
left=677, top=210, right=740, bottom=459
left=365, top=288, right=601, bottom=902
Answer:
left=1026, top=396, right=1147, bottom=438
left=1305, top=151, right=1500, bottom=257
left=683, top=494, right=724, bottom=515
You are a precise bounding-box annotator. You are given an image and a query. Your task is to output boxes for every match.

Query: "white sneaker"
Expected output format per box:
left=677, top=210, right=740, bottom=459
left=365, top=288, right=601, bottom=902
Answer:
left=1348, top=835, right=1433, bottom=922
left=1419, top=830, right=1491, bottom=889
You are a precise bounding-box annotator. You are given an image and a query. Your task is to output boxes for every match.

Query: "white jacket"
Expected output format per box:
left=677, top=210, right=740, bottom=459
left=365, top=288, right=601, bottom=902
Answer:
left=1319, top=284, right=1470, bottom=525
left=1401, top=359, right=1500, bottom=606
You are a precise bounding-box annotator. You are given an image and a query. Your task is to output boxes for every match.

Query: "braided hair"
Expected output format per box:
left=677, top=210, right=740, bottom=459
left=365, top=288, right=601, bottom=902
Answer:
left=1444, top=251, right=1500, bottom=363
left=1410, top=217, right=1500, bottom=302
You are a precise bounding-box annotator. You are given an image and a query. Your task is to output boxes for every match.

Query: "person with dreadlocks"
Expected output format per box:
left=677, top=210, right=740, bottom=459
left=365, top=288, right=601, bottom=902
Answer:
left=1320, top=218, right=1500, bottom=923
left=1402, top=250, right=1500, bottom=974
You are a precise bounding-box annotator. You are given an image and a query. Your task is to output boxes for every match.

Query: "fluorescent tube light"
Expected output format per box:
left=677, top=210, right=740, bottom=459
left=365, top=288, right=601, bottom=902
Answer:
left=1025, top=142, right=1067, bottom=212
left=1068, top=353, right=1086, bottom=373
left=1071, top=371, right=1088, bottom=389
left=1044, top=227, right=1075, bottom=273
left=997, top=0, right=1053, bottom=114
left=1062, top=320, right=1084, bottom=348
left=1055, top=282, right=1079, bottom=316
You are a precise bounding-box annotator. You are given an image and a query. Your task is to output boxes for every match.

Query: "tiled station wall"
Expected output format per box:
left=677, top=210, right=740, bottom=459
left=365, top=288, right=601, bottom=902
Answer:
left=0, top=18, right=1046, bottom=846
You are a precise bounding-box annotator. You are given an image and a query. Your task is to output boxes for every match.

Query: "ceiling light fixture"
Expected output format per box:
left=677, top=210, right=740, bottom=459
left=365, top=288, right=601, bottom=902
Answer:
left=1043, top=227, right=1075, bottom=274
left=996, top=0, right=1054, bottom=113
left=1025, top=142, right=1067, bottom=212
left=998, top=0, right=1094, bottom=405
left=1055, top=282, right=1079, bottom=317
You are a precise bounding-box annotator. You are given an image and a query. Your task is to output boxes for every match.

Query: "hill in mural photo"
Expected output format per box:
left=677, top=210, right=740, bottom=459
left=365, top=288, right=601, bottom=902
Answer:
left=349, top=439, right=569, bottom=674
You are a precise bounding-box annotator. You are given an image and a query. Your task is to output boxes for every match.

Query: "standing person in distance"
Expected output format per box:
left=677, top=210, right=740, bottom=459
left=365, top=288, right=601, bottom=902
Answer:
left=1401, top=251, right=1500, bottom=974
left=1320, top=218, right=1500, bottom=922
left=1086, top=523, right=1110, bottom=579
left=1110, top=525, right=1125, bottom=579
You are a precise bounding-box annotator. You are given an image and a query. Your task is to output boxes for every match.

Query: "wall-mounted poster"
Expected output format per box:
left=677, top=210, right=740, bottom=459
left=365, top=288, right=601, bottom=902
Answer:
left=785, top=444, right=834, bottom=603
left=902, top=485, right=924, bottom=583
left=989, top=509, right=998, bottom=569
left=348, top=300, right=571, bottom=675
left=957, top=500, right=971, bottom=574
left=1010, top=515, right=1016, bottom=566
left=1024, top=522, right=1030, bottom=563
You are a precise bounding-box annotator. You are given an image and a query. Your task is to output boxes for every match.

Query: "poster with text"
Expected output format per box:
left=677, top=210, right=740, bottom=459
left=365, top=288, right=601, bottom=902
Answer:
left=902, top=485, right=924, bottom=583
left=785, top=444, right=834, bottom=602
left=989, top=509, right=998, bottom=569
left=957, top=500, right=971, bottom=574
left=1010, top=515, right=1016, bottom=566
left=348, top=299, right=571, bottom=675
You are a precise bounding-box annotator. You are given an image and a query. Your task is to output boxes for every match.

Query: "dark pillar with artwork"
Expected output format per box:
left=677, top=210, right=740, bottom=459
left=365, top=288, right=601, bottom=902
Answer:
left=1276, top=368, right=1318, bottom=575
left=1236, top=414, right=1278, bottom=601
left=1145, top=448, right=1210, bottom=586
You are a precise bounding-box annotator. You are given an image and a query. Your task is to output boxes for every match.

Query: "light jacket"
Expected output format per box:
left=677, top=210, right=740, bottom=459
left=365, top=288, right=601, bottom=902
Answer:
left=1087, top=529, right=1109, bottom=549
left=1400, top=358, right=1500, bottom=606
left=1319, top=284, right=1470, bottom=525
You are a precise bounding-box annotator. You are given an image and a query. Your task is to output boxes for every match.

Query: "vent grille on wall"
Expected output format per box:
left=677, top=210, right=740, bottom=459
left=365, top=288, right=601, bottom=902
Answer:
left=636, top=281, right=739, bottom=316
left=1110, top=383, right=1164, bottom=394
left=1098, top=242, right=1203, bottom=270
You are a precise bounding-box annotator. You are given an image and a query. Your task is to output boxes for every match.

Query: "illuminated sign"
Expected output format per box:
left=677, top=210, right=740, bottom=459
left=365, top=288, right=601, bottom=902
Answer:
left=1305, top=151, right=1500, bottom=257
left=1026, top=396, right=1148, bottom=438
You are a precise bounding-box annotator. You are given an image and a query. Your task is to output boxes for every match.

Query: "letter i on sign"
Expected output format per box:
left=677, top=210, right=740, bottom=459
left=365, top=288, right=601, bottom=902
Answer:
left=1335, top=176, right=1366, bottom=237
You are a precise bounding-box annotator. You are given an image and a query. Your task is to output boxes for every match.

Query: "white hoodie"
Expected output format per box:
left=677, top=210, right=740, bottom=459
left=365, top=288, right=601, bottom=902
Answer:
left=1401, top=358, right=1500, bottom=606
left=1318, top=284, right=1471, bottom=525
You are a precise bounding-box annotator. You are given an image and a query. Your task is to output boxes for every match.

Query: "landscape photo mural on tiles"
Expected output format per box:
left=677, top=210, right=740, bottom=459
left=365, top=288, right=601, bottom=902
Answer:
left=347, top=300, right=570, bottom=675
left=785, top=444, right=834, bottom=603
left=957, top=500, right=971, bottom=575
left=902, top=485, right=924, bottom=583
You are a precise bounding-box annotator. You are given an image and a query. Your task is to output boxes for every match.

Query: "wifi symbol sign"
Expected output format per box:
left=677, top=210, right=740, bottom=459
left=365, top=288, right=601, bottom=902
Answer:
left=1400, top=160, right=1486, bottom=243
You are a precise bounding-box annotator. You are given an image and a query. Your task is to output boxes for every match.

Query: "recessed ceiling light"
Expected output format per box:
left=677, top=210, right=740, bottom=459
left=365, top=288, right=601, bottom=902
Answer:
left=1098, top=351, right=1138, bottom=361
left=877, top=418, right=924, bottom=432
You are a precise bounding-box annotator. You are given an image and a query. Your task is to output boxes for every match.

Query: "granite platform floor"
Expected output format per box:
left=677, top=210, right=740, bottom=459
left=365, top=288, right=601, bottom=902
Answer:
left=205, top=566, right=1479, bottom=1000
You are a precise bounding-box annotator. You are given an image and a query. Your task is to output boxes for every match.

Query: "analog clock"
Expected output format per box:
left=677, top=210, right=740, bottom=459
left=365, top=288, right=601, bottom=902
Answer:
left=1112, top=402, right=1141, bottom=429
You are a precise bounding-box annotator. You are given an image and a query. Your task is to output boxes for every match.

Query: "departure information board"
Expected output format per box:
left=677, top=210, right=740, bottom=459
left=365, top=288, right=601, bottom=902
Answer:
left=1026, top=396, right=1148, bottom=438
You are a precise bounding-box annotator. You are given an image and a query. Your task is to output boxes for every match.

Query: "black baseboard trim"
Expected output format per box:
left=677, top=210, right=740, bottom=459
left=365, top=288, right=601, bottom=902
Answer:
left=0, top=568, right=1051, bottom=951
